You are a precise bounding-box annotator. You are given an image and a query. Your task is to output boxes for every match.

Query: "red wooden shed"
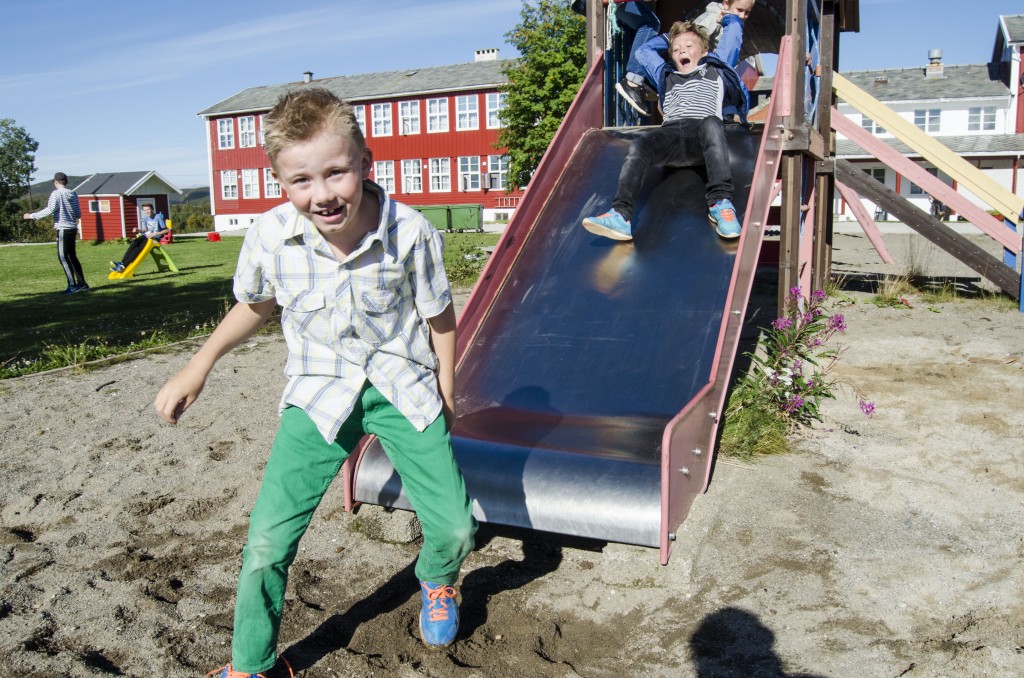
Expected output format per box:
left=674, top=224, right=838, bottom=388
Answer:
left=73, top=171, right=182, bottom=242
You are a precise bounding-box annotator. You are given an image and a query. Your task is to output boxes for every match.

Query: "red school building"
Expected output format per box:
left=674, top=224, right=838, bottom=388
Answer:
left=197, top=49, right=525, bottom=232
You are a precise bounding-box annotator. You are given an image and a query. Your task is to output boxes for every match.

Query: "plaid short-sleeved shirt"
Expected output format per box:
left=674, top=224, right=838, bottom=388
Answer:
left=234, top=181, right=452, bottom=441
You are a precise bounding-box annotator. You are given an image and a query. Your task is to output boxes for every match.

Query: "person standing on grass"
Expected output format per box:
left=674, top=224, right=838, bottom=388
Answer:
left=24, top=172, right=88, bottom=294
left=154, top=87, right=477, bottom=677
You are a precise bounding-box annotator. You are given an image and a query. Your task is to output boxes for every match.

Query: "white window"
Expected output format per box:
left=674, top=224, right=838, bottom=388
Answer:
left=241, top=169, right=260, bottom=199
left=402, top=159, right=422, bottom=193
left=458, top=156, right=481, bottom=191
left=487, top=155, right=509, bottom=190
left=352, top=105, right=366, bottom=136
left=967, top=106, right=996, bottom=132
left=399, top=101, right=420, bottom=135
left=860, top=116, right=885, bottom=135
left=427, top=98, right=448, bottom=133
left=913, top=109, right=940, bottom=133
left=372, top=103, right=392, bottom=137
left=263, top=168, right=281, bottom=199
left=429, top=157, right=450, bottom=192
left=217, top=119, right=234, bottom=149
left=374, top=160, right=395, bottom=193
left=909, top=167, right=939, bottom=195
left=221, top=170, right=238, bottom=199
left=259, top=114, right=267, bottom=145
left=486, top=92, right=507, bottom=129
left=239, top=116, right=256, bottom=148
left=868, top=168, right=886, bottom=185
left=88, top=200, right=111, bottom=213
left=456, top=95, right=479, bottom=131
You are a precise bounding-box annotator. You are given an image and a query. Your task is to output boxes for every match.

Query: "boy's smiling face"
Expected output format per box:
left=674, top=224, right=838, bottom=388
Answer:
left=671, top=31, right=708, bottom=74
left=271, top=128, right=373, bottom=245
left=723, top=0, right=754, bottom=21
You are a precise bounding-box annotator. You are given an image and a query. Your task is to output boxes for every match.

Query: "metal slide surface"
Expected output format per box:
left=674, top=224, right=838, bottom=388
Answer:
left=353, top=125, right=759, bottom=548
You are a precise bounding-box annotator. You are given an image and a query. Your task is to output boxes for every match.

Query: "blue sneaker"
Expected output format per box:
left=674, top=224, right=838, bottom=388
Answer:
left=582, top=209, right=633, bottom=241
left=709, top=199, right=741, bottom=239
left=419, top=580, right=459, bottom=648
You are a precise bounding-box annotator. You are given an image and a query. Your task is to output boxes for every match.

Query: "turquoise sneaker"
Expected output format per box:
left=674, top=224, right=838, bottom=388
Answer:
left=709, top=199, right=741, bottom=239
left=419, top=580, right=459, bottom=648
left=582, top=209, right=633, bottom=241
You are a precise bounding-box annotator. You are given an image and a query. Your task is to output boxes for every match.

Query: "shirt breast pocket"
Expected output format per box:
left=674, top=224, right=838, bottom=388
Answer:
left=358, top=286, right=403, bottom=346
left=281, top=290, right=333, bottom=345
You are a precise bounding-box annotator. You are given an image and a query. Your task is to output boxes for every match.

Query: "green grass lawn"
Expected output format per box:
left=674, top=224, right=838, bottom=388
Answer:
left=0, top=231, right=498, bottom=377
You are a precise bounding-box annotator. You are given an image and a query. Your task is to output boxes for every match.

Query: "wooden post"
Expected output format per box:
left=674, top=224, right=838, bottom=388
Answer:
left=812, top=0, right=837, bottom=291
left=778, top=0, right=808, bottom=312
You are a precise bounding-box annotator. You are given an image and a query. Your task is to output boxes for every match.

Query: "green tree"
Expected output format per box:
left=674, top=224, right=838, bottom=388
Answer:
left=498, top=0, right=587, bottom=189
left=0, top=119, right=39, bottom=241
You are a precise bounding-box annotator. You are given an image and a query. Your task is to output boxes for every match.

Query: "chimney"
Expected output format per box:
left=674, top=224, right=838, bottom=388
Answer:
left=303, top=71, right=313, bottom=83
left=474, top=48, right=499, bottom=62
left=925, top=49, right=944, bottom=79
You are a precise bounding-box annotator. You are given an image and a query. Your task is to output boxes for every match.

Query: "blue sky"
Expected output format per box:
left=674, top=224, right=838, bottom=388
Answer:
left=2, top=0, right=1020, bottom=189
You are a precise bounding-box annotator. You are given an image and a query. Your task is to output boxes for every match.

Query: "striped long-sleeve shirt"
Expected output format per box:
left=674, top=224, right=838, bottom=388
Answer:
left=31, top=187, right=81, bottom=230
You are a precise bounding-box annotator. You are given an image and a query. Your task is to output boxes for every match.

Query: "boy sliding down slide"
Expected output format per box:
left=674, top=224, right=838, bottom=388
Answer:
left=583, top=20, right=750, bottom=241
left=616, top=0, right=754, bottom=115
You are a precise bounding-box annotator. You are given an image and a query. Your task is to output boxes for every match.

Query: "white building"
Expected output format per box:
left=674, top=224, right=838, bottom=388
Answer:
left=835, top=14, right=1024, bottom=220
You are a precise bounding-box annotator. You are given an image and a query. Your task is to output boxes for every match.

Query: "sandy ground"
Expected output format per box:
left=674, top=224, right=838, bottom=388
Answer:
left=1, top=231, right=1022, bottom=677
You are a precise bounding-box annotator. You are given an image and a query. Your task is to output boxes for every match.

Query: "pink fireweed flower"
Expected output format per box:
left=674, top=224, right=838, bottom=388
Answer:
left=859, top=400, right=876, bottom=417
left=772, top=316, right=793, bottom=331
left=827, top=314, right=847, bottom=332
left=811, top=289, right=827, bottom=302
left=785, top=395, right=805, bottom=413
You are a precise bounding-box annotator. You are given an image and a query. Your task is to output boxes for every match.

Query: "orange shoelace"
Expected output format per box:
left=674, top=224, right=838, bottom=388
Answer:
left=422, top=582, right=458, bottom=621
left=718, top=207, right=736, bottom=221
left=206, top=657, right=293, bottom=678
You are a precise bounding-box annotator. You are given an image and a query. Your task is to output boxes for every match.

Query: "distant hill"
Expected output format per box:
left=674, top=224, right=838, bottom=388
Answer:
left=22, top=178, right=209, bottom=204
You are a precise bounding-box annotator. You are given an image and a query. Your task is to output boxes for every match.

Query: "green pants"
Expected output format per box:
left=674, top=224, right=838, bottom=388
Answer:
left=231, top=384, right=476, bottom=673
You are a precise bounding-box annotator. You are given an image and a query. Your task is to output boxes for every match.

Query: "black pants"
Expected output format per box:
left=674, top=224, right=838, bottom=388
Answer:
left=612, top=116, right=733, bottom=222
left=57, top=228, right=86, bottom=287
left=119, top=235, right=150, bottom=267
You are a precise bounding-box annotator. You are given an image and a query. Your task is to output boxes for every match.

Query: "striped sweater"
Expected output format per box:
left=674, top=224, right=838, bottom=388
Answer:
left=31, top=187, right=81, bottom=230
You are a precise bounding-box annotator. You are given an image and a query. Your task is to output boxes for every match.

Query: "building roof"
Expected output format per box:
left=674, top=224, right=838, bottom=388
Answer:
left=198, top=59, right=512, bottom=118
left=838, top=63, right=1008, bottom=103
left=74, top=171, right=182, bottom=196
left=1002, top=14, right=1024, bottom=43
left=837, top=134, right=1024, bottom=159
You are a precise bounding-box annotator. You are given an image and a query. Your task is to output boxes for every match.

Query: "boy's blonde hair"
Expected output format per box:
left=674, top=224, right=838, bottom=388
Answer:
left=669, top=21, right=710, bottom=53
left=263, top=87, right=365, bottom=164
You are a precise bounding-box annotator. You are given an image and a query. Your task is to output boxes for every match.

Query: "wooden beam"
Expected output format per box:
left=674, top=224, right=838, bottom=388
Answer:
left=833, top=72, right=1023, bottom=224
left=835, top=160, right=1021, bottom=298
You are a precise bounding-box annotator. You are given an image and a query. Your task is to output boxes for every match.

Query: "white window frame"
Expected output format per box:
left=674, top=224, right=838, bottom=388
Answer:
left=913, top=109, right=940, bottom=133
left=967, top=106, right=996, bottom=132
left=372, top=103, right=392, bottom=137
left=458, top=156, right=481, bottom=191
left=374, top=160, right=395, bottom=193
left=429, top=157, right=450, bottom=192
left=909, top=167, right=939, bottom=196
left=221, top=170, right=238, bottom=199
left=88, top=200, right=111, bottom=213
left=427, top=98, right=448, bottom=133
left=241, top=169, right=260, bottom=199
left=486, top=92, right=507, bottom=129
left=239, top=116, right=256, bottom=148
left=399, top=101, right=420, bottom=135
left=352, top=105, right=366, bottom=136
left=401, top=159, right=422, bottom=193
left=487, top=155, right=509, bottom=190
left=263, top=168, right=281, bottom=199
left=456, top=95, right=479, bottom=131
left=860, top=115, right=885, bottom=135
left=259, top=114, right=267, bottom=145
left=868, top=168, right=886, bottom=185
left=217, top=119, right=235, bottom=149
